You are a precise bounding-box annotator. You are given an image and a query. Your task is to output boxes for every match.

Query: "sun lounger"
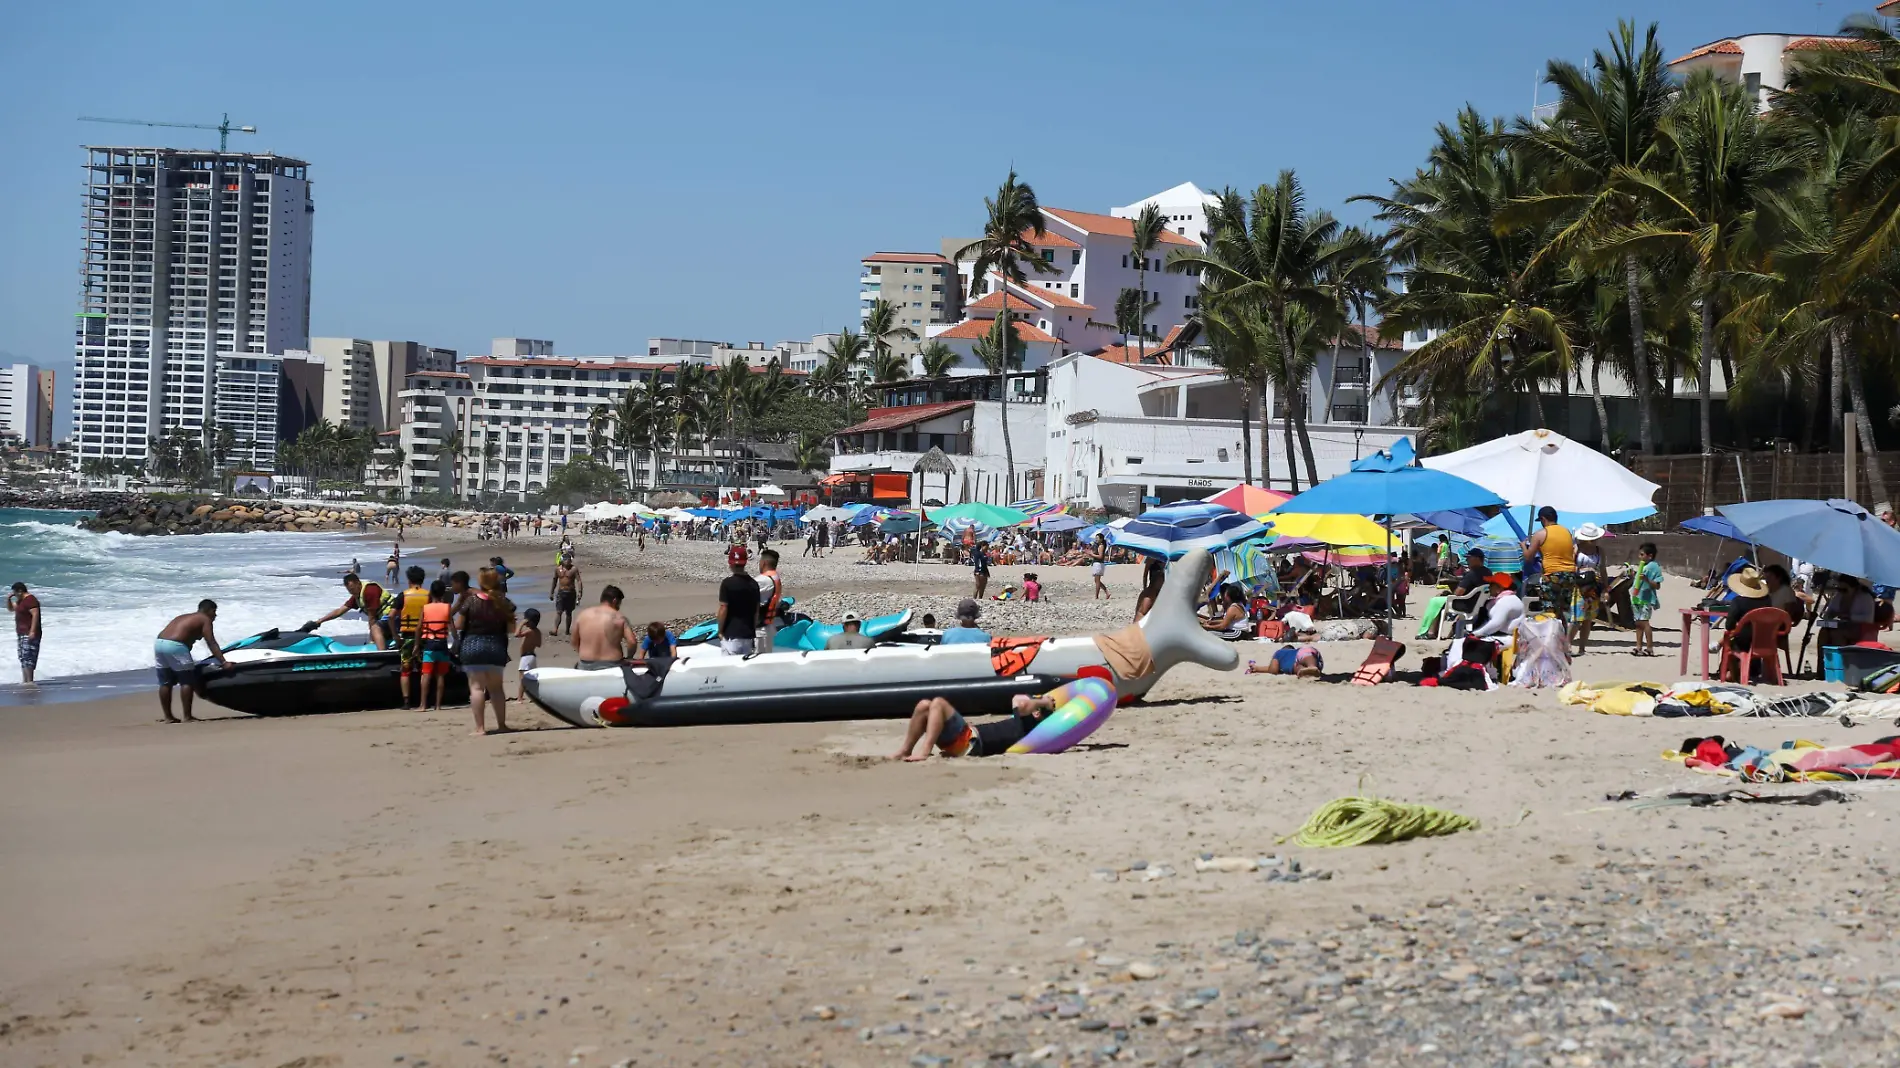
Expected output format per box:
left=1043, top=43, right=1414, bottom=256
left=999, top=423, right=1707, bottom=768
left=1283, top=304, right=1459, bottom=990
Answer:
left=1351, top=638, right=1406, bottom=685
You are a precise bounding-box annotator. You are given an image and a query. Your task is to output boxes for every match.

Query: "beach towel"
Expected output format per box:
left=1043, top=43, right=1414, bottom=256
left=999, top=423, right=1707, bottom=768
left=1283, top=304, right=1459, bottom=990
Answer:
left=1559, top=679, right=1664, bottom=716
left=1668, top=735, right=1900, bottom=782
left=1510, top=615, right=1570, bottom=688
left=1350, top=639, right=1405, bottom=685
left=1091, top=626, right=1154, bottom=681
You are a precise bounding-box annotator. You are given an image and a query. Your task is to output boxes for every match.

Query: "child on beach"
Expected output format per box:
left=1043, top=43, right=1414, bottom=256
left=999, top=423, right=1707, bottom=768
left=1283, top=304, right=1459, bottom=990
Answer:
left=513, top=608, right=543, bottom=703
left=1022, top=573, right=1041, bottom=602
left=891, top=691, right=1058, bottom=761
left=1631, top=542, right=1662, bottom=657
left=418, top=581, right=455, bottom=711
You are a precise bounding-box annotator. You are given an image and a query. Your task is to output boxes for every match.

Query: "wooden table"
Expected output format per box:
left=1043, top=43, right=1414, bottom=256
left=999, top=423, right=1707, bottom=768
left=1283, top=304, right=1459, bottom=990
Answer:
left=1678, top=608, right=1724, bottom=680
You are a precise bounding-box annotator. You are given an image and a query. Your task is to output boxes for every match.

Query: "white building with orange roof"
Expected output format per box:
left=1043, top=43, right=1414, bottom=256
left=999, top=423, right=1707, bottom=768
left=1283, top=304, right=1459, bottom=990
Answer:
left=1667, top=27, right=1870, bottom=109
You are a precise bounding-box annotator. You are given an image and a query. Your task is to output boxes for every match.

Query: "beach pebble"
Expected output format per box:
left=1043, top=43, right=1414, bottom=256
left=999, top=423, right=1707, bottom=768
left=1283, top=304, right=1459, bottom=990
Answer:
left=1126, top=962, right=1161, bottom=981
left=1193, top=856, right=1258, bottom=873
left=1090, top=869, right=1119, bottom=883
left=1758, top=1001, right=1807, bottom=1019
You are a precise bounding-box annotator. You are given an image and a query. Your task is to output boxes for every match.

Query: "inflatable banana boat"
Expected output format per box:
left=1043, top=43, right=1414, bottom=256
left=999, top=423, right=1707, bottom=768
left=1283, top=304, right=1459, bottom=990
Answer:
left=198, top=628, right=469, bottom=716
left=523, top=549, right=1237, bottom=728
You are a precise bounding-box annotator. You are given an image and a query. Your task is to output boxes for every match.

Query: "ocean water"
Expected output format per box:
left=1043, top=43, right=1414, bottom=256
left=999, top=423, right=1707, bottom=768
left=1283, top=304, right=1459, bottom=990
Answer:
left=0, top=507, right=417, bottom=685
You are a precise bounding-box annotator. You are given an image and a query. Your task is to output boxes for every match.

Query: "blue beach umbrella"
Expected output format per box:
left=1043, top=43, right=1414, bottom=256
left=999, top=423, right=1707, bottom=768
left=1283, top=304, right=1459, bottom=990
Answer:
left=1680, top=514, right=1751, bottom=543
left=1479, top=505, right=1655, bottom=539
left=1108, top=502, right=1269, bottom=560
left=1717, top=499, right=1900, bottom=585
left=1269, top=447, right=1506, bottom=518
left=938, top=515, right=998, bottom=541
left=1036, top=513, right=1088, bottom=532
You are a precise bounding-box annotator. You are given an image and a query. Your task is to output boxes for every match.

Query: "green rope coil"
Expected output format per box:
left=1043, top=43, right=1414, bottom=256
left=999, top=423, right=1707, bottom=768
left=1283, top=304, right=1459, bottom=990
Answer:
left=1281, top=796, right=1480, bottom=848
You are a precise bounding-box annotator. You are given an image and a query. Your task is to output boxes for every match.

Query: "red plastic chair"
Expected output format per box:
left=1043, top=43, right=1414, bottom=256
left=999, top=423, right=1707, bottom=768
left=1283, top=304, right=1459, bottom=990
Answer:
left=1719, top=607, right=1793, bottom=685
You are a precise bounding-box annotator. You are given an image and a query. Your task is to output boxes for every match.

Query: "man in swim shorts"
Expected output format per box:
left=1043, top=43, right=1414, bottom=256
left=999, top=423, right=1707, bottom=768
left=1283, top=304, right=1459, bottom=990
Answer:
left=154, top=599, right=228, bottom=723
left=550, top=555, right=582, bottom=637
left=891, top=691, right=1057, bottom=761
left=571, top=585, right=640, bottom=669
left=9, top=581, right=42, bottom=685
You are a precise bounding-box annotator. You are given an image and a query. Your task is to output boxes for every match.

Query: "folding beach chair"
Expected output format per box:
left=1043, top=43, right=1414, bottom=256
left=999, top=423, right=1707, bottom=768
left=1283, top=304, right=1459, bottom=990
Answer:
left=1350, top=638, right=1406, bottom=685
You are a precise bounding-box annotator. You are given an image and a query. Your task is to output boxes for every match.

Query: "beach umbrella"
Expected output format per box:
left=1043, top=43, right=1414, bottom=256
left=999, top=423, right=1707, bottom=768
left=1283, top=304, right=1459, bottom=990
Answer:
left=1681, top=514, right=1751, bottom=543
left=1203, top=483, right=1292, bottom=519
left=938, top=515, right=998, bottom=541
left=879, top=512, right=922, bottom=535
left=1479, top=505, right=1653, bottom=539
left=1301, top=545, right=1387, bottom=568
left=1421, top=428, right=1659, bottom=516
left=1008, top=497, right=1062, bottom=520
left=1075, top=522, right=1112, bottom=544
left=1036, top=513, right=1088, bottom=532
left=929, top=501, right=1031, bottom=527
left=1717, top=499, right=1900, bottom=585
left=1401, top=508, right=1489, bottom=536
left=753, top=484, right=788, bottom=499
left=1258, top=511, right=1389, bottom=547
left=1107, top=502, right=1269, bottom=560
left=801, top=505, right=855, bottom=523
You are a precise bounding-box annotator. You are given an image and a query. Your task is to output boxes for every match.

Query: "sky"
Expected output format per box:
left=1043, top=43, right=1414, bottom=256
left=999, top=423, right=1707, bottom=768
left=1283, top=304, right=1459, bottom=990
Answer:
left=0, top=0, right=1880, bottom=438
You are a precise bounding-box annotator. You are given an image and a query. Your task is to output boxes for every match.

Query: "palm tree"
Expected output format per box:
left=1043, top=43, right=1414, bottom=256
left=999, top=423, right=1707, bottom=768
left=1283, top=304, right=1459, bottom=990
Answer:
left=954, top=170, right=1057, bottom=499
left=481, top=436, right=501, bottom=495
left=1506, top=20, right=1675, bottom=455
left=1599, top=70, right=1797, bottom=505
left=1789, top=18, right=1900, bottom=277
left=618, top=374, right=666, bottom=488
left=439, top=434, right=466, bottom=499
left=1170, top=172, right=1349, bottom=488
left=1325, top=225, right=1393, bottom=423
left=1194, top=291, right=1271, bottom=487
left=1114, top=288, right=1159, bottom=356
left=670, top=364, right=712, bottom=485
left=917, top=340, right=961, bottom=379
left=1356, top=109, right=1577, bottom=452
left=793, top=429, right=829, bottom=473
left=864, top=298, right=918, bottom=374
left=1129, top=202, right=1168, bottom=364
left=869, top=350, right=910, bottom=384
left=586, top=404, right=612, bottom=460
left=972, top=317, right=1026, bottom=415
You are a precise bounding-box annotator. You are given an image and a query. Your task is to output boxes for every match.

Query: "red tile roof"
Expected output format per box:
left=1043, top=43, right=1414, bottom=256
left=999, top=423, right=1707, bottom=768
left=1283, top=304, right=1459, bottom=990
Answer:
left=935, top=318, right=1061, bottom=344
left=1093, top=324, right=1190, bottom=365
left=1043, top=207, right=1198, bottom=246
left=834, top=400, right=976, bottom=436
left=1880, top=0, right=1898, bottom=14
left=1336, top=323, right=1404, bottom=352
left=1786, top=35, right=1861, bottom=51
left=864, top=251, right=951, bottom=264
left=1668, top=39, right=1742, bottom=65
left=968, top=291, right=1041, bottom=313
left=1020, top=228, right=1080, bottom=249
left=968, top=282, right=1095, bottom=313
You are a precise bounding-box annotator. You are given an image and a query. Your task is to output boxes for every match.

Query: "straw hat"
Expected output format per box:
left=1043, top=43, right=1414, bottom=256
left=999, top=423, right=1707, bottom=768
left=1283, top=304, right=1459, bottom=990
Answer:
left=1573, top=522, right=1606, bottom=542
left=1726, top=567, right=1768, bottom=598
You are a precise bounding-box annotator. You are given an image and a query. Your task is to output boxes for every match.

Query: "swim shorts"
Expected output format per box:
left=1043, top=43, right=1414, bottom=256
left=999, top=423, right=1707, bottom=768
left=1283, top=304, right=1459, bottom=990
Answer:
left=518, top=653, right=538, bottom=673
left=936, top=709, right=972, bottom=757
left=556, top=590, right=577, bottom=613
left=398, top=632, right=421, bottom=677
left=154, top=638, right=196, bottom=685
left=17, top=634, right=40, bottom=669
left=1632, top=603, right=1655, bottom=623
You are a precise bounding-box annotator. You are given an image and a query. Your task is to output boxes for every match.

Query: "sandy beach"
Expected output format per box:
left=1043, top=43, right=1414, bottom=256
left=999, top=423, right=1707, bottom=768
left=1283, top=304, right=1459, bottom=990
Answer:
left=4, top=528, right=1898, bottom=1067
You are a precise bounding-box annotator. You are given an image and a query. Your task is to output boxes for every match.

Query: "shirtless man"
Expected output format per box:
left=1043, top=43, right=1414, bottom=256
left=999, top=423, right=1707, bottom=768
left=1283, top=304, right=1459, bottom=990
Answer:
left=570, top=584, right=640, bottom=669
left=549, top=557, right=582, bottom=637
left=154, top=600, right=229, bottom=723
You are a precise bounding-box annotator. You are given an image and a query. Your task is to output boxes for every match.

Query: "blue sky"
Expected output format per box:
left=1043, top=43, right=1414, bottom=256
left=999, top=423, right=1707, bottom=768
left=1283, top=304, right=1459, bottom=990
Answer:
left=0, top=1, right=1879, bottom=435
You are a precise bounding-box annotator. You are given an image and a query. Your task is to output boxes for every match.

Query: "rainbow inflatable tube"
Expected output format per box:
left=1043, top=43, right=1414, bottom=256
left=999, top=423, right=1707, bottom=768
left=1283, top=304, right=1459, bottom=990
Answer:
left=524, top=548, right=1237, bottom=728
left=1007, top=676, right=1118, bottom=754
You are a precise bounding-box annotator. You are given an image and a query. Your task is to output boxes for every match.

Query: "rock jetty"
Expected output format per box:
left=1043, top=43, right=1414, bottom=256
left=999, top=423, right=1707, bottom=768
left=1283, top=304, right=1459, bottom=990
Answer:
left=74, top=495, right=484, bottom=536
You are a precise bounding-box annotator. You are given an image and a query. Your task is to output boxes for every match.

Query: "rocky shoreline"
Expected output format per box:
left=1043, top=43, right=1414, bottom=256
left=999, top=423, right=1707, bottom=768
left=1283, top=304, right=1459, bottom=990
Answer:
left=0, top=489, right=486, bottom=537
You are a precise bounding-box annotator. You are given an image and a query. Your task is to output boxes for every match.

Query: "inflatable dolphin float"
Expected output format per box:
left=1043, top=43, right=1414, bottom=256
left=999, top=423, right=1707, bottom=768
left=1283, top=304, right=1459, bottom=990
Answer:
left=523, top=549, right=1238, bottom=728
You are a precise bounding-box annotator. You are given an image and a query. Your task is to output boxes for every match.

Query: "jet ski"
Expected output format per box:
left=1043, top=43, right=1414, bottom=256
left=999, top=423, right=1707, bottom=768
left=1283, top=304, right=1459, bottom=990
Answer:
left=676, top=609, right=914, bottom=651
left=198, top=628, right=469, bottom=716
left=524, top=549, right=1238, bottom=728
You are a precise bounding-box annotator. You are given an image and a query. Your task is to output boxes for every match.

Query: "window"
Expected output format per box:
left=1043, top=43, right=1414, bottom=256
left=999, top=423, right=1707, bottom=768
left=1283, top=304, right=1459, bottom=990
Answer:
left=1071, top=283, right=1080, bottom=297
left=1071, top=250, right=1081, bottom=265
left=1122, top=254, right=1128, bottom=268
left=1041, top=249, right=1054, bottom=262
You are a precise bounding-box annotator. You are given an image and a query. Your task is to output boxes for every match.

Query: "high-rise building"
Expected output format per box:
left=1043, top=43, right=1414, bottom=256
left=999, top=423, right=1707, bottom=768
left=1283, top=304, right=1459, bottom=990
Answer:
left=1, top=363, right=55, bottom=446
left=71, top=147, right=313, bottom=465
left=308, top=337, right=454, bottom=432
left=860, top=253, right=959, bottom=350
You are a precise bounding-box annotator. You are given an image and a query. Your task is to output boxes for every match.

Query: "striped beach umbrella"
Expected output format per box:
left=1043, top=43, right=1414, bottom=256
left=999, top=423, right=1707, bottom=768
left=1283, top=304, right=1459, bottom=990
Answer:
left=1008, top=497, right=1062, bottom=520
left=1107, top=502, right=1269, bottom=560
left=938, top=515, right=998, bottom=541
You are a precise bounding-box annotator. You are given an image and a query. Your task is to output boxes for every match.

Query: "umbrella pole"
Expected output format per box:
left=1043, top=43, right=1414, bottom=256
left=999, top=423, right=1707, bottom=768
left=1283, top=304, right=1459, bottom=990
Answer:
left=1384, top=520, right=1394, bottom=632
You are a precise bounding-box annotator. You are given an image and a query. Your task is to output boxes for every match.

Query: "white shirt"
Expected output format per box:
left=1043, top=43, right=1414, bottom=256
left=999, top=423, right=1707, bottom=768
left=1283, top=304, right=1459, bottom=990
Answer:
left=1281, top=610, right=1314, bottom=631
left=1473, top=591, right=1525, bottom=638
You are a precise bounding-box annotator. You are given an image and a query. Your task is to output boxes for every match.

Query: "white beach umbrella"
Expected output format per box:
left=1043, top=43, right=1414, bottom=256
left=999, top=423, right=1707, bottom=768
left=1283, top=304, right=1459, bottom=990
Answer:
left=1420, top=428, right=1658, bottom=516
left=753, top=484, right=789, bottom=499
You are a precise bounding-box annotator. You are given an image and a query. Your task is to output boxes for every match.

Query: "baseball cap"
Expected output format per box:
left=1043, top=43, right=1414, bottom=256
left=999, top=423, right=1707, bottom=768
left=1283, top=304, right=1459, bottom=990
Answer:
left=1486, top=572, right=1514, bottom=590
left=727, top=545, right=750, bottom=567
left=956, top=597, right=981, bottom=619
left=840, top=611, right=862, bottom=623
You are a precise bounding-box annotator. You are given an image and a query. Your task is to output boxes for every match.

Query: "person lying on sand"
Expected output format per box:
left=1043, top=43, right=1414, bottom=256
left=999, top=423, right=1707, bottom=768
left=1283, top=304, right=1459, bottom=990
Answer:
left=890, top=692, right=1058, bottom=762
left=1246, top=644, right=1324, bottom=678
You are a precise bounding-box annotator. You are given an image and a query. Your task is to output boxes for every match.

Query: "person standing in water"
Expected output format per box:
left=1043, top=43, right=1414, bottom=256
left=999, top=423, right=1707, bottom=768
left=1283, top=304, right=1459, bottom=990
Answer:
left=549, top=554, right=582, bottom=637
left=9, top=581, right=42, bottom=685
left=154, top=600, right=228, bottom=723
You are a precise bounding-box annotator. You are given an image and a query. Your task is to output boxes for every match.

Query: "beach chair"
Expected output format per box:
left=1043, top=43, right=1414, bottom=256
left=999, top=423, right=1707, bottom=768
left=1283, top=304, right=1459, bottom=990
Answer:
left=1719, top=607, right=1793, bottom=686
left=1350, top=638, right=1406, bottom=685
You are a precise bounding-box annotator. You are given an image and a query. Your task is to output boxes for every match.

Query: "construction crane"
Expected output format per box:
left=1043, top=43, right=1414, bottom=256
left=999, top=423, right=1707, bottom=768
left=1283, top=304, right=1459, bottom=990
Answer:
left=78, top=112, right=256, bottom=152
